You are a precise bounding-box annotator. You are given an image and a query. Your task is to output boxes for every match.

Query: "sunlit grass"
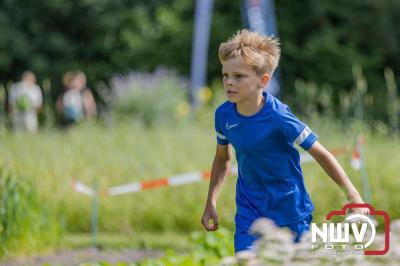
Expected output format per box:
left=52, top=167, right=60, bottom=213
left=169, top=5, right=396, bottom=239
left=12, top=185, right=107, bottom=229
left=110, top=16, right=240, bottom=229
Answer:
left=0, top=116, right=399, bottom=260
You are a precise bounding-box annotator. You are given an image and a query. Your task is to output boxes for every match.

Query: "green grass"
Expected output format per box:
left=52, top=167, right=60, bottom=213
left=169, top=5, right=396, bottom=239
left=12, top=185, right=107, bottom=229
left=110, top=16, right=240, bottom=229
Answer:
left=0, top=115, right=399, bottom=259
left=64, top=232, right=190, bottom=251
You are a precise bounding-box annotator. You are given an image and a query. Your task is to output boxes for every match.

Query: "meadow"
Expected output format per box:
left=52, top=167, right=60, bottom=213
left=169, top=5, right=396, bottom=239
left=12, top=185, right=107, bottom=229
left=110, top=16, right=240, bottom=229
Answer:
left=1, top=109, right=399, bottom=265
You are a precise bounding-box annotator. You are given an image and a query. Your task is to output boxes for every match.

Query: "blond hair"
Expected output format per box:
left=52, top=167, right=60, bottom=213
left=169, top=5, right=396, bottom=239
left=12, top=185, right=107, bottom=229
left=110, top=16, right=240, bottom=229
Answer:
left=218, top=29, right=281, bottom=75
left=63, top=71, right=75, bottom=88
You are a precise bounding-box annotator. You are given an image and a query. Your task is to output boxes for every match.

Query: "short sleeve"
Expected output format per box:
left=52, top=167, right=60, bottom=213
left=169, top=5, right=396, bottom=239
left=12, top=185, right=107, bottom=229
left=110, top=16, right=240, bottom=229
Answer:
left=32, top=85, right=43, bottom=107
left=274, top=105, right=318, bottom=150
left=215, top=110, right=229, bottom=145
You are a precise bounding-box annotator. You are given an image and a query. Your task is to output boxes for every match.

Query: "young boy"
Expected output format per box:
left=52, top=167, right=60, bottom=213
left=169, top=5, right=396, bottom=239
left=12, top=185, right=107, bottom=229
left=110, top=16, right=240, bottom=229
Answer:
left=200, top=30, right=369, bottom=253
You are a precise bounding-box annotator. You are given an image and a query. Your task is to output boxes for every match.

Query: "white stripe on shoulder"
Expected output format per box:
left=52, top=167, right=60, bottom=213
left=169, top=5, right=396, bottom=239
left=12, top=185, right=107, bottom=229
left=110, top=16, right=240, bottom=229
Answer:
left=295, top=126, right=311, bottom=145
left=217, top=132, right=227, bottom=140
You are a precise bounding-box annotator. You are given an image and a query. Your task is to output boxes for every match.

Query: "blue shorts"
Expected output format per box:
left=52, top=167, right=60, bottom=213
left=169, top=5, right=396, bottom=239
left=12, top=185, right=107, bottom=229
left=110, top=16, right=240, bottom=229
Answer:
left=234, top=214, right=313, bottom=253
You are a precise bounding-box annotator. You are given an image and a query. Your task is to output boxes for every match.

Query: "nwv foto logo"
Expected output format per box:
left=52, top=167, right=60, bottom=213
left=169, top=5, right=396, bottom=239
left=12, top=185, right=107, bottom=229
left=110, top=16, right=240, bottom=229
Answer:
left=310, top=203, right=390, bottom=255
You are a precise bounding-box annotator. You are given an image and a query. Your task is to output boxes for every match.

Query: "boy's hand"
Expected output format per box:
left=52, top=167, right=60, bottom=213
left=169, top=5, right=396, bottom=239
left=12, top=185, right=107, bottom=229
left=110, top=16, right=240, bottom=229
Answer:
left=201, top=204, right=219, bottom=231
left=348, top=194, right=370, bottom=216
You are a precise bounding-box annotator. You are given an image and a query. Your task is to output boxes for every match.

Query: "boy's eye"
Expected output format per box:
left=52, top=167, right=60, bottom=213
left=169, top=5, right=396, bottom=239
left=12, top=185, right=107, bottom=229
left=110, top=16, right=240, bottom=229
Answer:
left=234, top=74, right=243, bottom=79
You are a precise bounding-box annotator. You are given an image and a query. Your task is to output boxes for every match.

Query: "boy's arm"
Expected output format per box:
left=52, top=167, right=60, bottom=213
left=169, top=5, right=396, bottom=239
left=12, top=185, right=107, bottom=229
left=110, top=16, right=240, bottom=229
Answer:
left=201, top=143, right=233, bottom=231
left=82, top=89, right=97, bottom=118
left=307, top=141, right=370, bottom=215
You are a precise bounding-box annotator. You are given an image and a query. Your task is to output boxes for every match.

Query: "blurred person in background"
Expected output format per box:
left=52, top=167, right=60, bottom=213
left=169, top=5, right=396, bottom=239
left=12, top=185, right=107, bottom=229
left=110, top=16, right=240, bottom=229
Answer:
left=8, top=71, right=43, bottom=133
left=56, top=71, right=97, bottom=127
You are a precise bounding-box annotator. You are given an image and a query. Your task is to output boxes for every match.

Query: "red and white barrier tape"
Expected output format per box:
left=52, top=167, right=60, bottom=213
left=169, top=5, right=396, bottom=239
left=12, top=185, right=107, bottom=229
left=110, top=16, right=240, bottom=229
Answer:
left=72, top=147, right=349, bottom=197
left=107, top=170, right=215, bottom=196
left=351, top=136, right=364, bottom=170
left=71, top=180, right=96, bottom=197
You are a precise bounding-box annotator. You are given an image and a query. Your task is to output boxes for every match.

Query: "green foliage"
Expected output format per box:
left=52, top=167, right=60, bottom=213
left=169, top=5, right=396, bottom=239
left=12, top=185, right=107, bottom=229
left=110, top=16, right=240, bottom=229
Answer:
left=0, top=0, right=237, bottom=89
left=384, top=68, right=400, bottom=134
left=79, top=228, right=233, bottom=266
left=0, top=169, right=62, bottom=258
left=277, top=0, right=400, bottom=120
left=286, top=65, right=400, bottom=134
left=15, top=94, right=32, bottom=112
left=190, top=227, right=234, bottom=259
left=1, top=0, right=400, bottom=125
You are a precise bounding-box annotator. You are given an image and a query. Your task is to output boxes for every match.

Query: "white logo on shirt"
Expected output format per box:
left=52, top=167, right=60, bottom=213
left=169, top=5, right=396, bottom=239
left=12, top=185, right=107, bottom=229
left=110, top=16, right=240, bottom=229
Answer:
left=226, top=122, right=239, bottom=129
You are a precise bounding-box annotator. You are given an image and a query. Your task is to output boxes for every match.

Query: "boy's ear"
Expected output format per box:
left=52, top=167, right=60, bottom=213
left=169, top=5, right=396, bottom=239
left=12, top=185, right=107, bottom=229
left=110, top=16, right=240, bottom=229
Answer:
left=260, top=74, right=270, bottom=87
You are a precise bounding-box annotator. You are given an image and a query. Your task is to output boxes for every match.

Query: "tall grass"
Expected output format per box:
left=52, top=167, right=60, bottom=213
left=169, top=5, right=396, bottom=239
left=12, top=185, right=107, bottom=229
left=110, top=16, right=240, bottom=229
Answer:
left=0, top=68, right=399, bottom=260
left=0, top=118, right=398, bottom=236
left=0, top=169, right=61, bottom=258
left=290, top=66, right=400, bottom=134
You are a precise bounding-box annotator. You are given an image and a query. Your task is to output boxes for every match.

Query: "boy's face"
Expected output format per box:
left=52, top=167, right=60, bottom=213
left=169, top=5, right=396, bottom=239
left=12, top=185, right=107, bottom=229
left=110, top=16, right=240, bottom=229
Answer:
left=221, top=57, right=269, bottom=104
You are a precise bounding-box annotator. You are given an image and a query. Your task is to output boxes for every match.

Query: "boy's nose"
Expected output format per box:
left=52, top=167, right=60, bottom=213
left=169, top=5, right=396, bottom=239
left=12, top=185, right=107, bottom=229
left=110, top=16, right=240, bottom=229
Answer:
left=224, top=78, right=234, bottom=87
left=224, top=84, right=234, bottom=90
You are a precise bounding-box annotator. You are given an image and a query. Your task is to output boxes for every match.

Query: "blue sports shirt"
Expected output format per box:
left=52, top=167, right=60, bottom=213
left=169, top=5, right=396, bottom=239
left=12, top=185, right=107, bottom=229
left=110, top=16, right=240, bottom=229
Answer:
left=215, top=92, right=317, bottom=226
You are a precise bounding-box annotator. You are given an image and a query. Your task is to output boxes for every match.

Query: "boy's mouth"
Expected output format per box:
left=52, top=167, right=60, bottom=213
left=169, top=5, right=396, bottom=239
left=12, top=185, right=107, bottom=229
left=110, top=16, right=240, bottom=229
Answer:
left=227, top=90, right=238, bottom=95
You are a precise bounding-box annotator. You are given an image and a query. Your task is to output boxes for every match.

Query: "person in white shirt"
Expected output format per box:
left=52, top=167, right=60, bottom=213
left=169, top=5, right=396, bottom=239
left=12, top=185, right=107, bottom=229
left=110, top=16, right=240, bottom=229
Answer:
left=56, top=71, right=97, bottom=127
left=8, top=71, right=43, bottom=133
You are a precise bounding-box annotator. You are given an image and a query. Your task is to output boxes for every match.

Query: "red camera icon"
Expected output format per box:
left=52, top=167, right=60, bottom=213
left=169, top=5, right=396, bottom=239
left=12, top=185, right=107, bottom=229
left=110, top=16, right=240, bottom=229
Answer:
left=326, top=203, right=390, bottom=256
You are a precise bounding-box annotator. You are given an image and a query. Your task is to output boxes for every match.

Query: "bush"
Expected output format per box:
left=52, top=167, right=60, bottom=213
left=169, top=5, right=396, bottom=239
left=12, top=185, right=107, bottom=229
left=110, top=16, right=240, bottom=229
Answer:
left=0, top=169, right=61, bottom=258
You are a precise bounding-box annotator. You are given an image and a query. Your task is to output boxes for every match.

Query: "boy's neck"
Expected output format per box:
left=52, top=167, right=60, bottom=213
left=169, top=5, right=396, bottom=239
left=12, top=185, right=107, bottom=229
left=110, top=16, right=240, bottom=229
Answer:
left=236, top=94, right=265, bottom=116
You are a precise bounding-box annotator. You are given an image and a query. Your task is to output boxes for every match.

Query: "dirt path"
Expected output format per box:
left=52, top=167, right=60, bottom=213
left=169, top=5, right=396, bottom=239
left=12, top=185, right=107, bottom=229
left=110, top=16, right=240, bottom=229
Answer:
left=1, top=248, right=164, bottom=266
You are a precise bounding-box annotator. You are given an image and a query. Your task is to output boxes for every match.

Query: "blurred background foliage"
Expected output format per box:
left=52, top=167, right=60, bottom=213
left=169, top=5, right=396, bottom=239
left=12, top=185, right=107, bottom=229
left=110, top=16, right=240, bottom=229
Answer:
left=110, top=67, right=189, bottom=127
left=1, top=0, right=400, bottom=262
left=1, top=0, right=399, bottom=126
